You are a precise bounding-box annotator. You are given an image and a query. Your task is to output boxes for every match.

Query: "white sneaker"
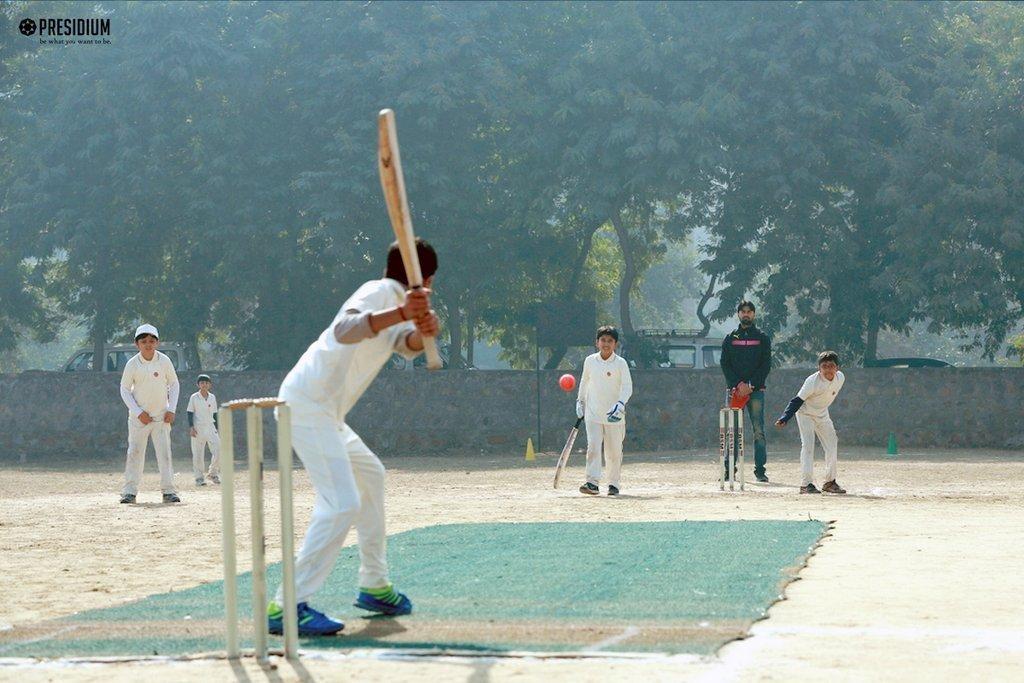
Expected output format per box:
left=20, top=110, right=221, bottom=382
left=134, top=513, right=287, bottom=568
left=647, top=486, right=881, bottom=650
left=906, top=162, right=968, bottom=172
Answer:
left=196, top=477, right=207, bottom=487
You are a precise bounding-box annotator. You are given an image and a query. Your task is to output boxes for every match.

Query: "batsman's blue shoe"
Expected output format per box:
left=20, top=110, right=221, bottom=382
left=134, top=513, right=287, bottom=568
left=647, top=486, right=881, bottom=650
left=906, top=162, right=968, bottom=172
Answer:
left=268, top=601, right=344, bottom=636
left=354, top=587, right=413, bottom=616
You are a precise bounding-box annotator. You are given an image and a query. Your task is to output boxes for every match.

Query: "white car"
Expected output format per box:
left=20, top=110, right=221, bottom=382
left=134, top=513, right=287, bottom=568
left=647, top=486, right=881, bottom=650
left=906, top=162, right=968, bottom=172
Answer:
left=63, top=342, right=198, bottom=372
left=624, top=329, right=724, bottom=369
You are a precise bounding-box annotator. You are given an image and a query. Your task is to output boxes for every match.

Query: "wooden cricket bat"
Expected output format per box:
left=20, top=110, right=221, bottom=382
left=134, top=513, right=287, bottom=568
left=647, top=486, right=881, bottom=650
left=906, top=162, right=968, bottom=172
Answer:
left=553, top=417, right=584, bottom=489
left=377, top=109, right=442, bottom=370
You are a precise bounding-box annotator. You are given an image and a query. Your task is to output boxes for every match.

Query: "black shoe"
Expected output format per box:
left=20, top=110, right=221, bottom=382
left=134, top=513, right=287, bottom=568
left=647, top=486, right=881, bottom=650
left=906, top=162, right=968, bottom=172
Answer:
left=162, top=493, right=181, bottom=503
left=579, top=482, right=599, bottom=495
left=119, top=493, right=136, bottom=504
left=607, top=485, right=619, bottom=496
left=799, top=483, right=821, bottom=494
left=755, top=472, right=769, bottom=483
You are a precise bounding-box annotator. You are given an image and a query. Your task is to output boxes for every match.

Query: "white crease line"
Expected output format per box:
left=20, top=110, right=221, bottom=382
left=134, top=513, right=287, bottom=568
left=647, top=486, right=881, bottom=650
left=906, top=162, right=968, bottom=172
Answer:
left=756, top=624, right=1024, bottom=651
left=0, top=625, right=79, bottom=655
left=583, top=626, right=641, bottom=652
left=695, top=622, right=1024, bottom=682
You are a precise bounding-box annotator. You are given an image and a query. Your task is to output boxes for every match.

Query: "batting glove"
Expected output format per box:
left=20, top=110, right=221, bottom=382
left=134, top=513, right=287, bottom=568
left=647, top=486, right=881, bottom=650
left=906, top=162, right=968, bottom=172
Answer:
left=575, top=400, right=585, bottom=419
left=607, top=401, right=625, bottom=422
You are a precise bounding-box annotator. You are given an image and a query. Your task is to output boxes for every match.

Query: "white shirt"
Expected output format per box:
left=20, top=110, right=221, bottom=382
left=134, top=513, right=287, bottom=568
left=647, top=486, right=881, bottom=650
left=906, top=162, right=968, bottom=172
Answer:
left=119, top=351, right=179, bottom=418
left=279, top=279, right=419, bottom=427
left=187, top=391, right=218, bottom=427
left=796, top=370, right=845, bottom=418
left=577, top=352, right=633, bottom=425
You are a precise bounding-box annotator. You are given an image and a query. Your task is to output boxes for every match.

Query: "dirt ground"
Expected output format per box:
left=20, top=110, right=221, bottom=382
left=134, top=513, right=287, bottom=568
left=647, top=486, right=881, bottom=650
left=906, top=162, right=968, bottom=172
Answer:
left=2, top=447, right=1023, bottom=682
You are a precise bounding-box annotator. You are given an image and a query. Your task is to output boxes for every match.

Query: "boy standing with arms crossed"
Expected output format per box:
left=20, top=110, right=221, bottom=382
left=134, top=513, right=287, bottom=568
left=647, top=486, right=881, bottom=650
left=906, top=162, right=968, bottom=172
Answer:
left=118, top=324, right=180, bottom=504
left=187, top=374, right=220, bottom=486
left=576, top=325, right=633, bottom=496
left=775, top=351, right=847, bottom=494
left=267, top=239, right=439, bottom=636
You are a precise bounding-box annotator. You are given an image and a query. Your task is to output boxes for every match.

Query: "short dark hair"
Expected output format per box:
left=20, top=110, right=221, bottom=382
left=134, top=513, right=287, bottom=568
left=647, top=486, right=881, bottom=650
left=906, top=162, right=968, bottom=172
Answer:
left=737, top=301, right=756, bottom=313
left=596, top=325, right=619, bottom=342
left=135, top=333, right=157, bottom=342
left=385, top=239, right=438, bottom=286
left=197, top=374, right=212, bottom=384
left=817, top=351, right=840, bottom=366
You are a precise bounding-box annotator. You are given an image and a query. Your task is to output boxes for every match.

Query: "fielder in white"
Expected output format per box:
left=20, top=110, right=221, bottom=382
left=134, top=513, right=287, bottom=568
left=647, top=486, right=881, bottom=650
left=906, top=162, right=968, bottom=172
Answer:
left=775, top=350, right=847, bottom=494
left=266, top=239, right=439, bottom=637
left=576, top=325, right=633, bottom=496
left=186, top=374, right=220, bottom=486
left=118, top=324, right=180, bottom=504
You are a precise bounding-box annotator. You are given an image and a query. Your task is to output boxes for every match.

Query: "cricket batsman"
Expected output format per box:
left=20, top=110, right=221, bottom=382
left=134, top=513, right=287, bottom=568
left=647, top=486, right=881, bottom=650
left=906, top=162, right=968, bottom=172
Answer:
left=266, top=239, right=439, bottom=636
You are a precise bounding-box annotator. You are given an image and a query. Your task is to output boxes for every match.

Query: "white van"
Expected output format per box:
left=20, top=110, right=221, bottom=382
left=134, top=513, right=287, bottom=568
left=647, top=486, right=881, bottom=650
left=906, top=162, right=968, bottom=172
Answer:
left=623, top=329, right=724, bottom=369
left=63, top=343, right=198, bottom=372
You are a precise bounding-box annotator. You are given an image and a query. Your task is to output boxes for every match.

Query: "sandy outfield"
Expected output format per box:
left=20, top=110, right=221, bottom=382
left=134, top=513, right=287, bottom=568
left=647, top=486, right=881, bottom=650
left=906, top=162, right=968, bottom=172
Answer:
left=1, top=447, right=1022, bottom=682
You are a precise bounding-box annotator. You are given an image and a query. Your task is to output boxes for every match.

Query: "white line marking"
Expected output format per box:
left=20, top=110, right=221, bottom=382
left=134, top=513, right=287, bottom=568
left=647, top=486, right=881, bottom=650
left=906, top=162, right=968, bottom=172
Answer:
left=583, top=626, right=641, bottom=652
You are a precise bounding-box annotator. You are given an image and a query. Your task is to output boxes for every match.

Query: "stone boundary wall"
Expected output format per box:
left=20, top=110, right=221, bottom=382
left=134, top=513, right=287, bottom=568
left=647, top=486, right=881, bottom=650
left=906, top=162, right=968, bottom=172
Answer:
left=1, top=368, right=1021, bottom=462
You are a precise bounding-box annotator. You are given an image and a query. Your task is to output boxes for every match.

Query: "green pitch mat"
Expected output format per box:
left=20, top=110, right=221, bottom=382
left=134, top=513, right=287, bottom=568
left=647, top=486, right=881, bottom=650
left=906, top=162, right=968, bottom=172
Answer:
left=0, top=520, right=826, bottom=658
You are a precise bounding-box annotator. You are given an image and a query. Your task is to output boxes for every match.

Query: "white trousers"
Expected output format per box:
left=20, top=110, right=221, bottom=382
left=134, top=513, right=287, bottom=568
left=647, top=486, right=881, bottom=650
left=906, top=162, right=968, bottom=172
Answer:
left=796, top=412, right=839, bottom=486
left=274, top=422, right=389, bottom=605
left=584, top=420, right=626, bottom=487
left=121, top=418, right=177, bottom=495
left=190, top=424, right=221, bottom=479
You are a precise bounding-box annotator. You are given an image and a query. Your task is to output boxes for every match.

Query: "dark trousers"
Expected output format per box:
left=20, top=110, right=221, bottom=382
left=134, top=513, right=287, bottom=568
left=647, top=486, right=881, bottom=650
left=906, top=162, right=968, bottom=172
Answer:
left=724, top=390, right=768, bottom=476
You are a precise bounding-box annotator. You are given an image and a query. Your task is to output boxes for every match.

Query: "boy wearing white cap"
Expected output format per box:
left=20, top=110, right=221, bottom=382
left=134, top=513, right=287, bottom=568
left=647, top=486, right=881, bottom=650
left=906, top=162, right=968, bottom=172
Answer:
left=118, top=324, right=181, bottom=504
left=187, top=374, right=220, bottom=486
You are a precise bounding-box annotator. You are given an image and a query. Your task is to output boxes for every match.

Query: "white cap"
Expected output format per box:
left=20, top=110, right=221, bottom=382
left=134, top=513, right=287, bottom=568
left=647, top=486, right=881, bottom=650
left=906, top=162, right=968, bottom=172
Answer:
left=134, top=323, right=159, bottom=340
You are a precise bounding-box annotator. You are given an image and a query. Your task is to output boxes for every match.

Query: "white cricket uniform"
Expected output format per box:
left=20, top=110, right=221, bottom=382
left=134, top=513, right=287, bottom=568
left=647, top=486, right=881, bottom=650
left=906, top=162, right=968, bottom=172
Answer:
left=577, top=352, right=633, bottom=488
left=275, top=278, right=418, bottom=603
left=795, top=370, right=846, bottom=486
left=119, top=351, right=180, bottom=496
left=187, top=391, right=220, bottom=479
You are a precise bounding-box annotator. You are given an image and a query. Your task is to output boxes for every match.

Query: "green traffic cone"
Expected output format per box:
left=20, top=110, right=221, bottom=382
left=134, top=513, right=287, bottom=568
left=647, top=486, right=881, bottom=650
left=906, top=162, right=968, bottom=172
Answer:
left=886, top=432, right=898, bottom=456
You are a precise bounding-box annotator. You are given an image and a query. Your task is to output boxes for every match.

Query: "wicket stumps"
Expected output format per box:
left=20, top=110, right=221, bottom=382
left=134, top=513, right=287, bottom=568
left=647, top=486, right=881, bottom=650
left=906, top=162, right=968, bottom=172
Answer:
left=220, top=398, right=298, bottom=662
left=718, top=407, right=746, bottom=491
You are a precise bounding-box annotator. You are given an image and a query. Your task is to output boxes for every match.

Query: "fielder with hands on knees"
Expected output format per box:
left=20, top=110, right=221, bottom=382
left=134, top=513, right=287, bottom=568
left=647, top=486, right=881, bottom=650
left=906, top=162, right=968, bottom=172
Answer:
left=576, top=325, right=633, bottom=496
left=266, top=239, right=439, bottom=637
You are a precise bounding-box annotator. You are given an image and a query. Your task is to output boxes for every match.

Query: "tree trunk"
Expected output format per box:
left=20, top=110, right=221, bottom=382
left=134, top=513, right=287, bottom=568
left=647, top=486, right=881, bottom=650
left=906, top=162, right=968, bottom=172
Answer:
left=92, top=296, right=111, bottom=372
left=447, top=300, right=464, bottom=369
left=543, top=221, right=602, bottom=369
left=864, top=312, right=880, bottom=363
left=696, top=273, right=719, bottom=337
left=610, top=212, right=636, bottom=337
left=465, top=304, right=476, bottom=368
left=188, top=330, right=202, bottom=371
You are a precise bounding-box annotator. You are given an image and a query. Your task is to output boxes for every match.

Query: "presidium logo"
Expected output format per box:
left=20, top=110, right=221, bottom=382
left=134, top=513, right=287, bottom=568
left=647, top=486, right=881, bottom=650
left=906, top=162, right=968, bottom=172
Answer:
left=19, top=17, right=112, bottom=44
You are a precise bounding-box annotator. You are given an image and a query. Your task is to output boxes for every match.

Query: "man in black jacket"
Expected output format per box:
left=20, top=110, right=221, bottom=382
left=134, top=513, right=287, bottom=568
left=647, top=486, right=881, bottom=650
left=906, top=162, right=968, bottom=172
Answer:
left=720, top=301, right=772, bottom=482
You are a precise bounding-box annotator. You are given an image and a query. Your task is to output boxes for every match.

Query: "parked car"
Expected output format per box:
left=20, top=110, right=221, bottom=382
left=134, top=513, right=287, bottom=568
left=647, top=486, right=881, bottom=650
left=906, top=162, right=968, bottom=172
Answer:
left=386, top=341, right=470, bottom=370
left=63, top=342, right=199, bottom=372
left=863, top=357, right=953, bottom=368
left=622, top=329, right=724, bottom=369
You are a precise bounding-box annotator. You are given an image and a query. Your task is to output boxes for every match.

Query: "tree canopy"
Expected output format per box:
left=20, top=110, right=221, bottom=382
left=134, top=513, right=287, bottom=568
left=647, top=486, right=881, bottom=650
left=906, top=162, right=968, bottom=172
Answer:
left=2, top=1, right=1020, bottom=369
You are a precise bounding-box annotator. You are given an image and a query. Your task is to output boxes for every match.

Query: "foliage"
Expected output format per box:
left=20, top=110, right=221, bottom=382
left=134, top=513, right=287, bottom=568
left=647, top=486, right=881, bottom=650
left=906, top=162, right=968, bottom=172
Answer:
left=1, top=1, right=1021, bottom=370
